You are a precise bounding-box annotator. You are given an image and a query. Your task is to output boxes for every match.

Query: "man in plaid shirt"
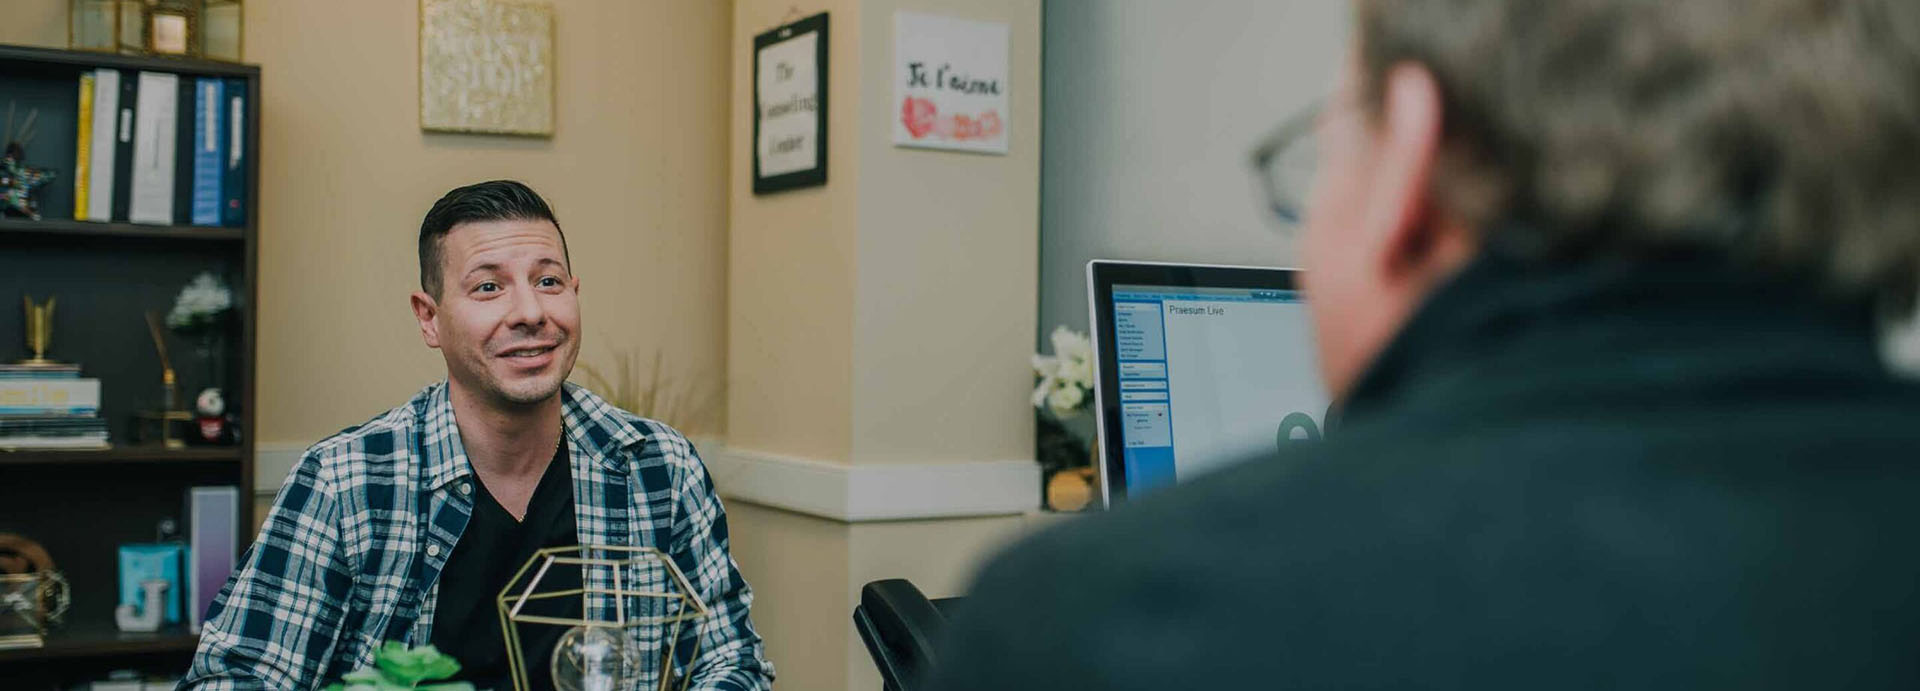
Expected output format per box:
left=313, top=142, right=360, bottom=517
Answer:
left=182, top=181, right=772, bottom=690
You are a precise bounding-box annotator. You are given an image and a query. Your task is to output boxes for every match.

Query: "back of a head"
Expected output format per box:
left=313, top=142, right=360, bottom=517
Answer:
left=1358, top=0, right=1920, bottom=307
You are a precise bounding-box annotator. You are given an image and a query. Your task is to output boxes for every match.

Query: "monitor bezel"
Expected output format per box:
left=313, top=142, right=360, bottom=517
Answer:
left=1085, top=260, right=1304, bottom=508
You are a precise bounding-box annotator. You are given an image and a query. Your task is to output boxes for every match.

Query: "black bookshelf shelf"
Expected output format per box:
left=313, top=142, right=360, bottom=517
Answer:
left=0, top=446, right=243, bottom=466
left=0, top=617, right=199, bottom=664
left=0, top=218, right=244, bottom=242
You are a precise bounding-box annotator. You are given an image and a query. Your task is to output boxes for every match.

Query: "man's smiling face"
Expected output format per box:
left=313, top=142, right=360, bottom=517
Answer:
left=415, top=217, right=582, bottom=409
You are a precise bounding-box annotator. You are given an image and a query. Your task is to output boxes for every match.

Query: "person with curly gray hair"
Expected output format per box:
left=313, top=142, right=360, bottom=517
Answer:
left=931, top=1, right=1920, bottom=688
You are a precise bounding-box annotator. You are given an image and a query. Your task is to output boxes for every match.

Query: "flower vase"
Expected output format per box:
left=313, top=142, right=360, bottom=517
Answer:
left=193, top=332, right=225, bottom=396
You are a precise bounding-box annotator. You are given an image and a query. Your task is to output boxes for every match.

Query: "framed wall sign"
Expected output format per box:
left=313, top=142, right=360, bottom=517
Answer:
left=893, top=11, right=1009, bottom=155
left=420, top=0, right=556, bottom=136
left=753, top=12, right=829, bottom=194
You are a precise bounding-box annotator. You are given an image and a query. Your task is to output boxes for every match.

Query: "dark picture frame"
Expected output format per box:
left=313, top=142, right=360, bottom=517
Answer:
left=752, top=13, right=829, bottom=194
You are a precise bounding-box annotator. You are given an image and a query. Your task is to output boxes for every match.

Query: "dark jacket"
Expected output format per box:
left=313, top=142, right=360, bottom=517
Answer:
left=931, top=251, right=1920, bottom=689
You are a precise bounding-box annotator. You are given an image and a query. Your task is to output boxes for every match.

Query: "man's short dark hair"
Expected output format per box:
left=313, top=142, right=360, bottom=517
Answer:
left=418, top=180, right=571, bottom=297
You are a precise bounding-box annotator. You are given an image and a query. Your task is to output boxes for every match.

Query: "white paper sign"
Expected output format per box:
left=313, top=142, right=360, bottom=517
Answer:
left=757, top=31, right=820, bottom=177
left=893, top=11, right=1010, bottom=154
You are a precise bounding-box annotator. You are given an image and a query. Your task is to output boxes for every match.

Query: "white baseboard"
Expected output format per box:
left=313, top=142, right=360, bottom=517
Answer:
left=255, top=440, right=1041, bottom=523
left=702, top=446, right=1040, bottom=522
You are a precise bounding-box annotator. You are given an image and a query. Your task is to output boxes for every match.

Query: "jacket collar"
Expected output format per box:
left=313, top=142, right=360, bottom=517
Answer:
left=1339, top=245, right=1883, bottom=425
left=415, top=381, right=649, bottom=492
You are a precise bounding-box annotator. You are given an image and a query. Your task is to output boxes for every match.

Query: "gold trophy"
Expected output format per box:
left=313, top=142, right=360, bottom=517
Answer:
left=141, top=312, right=189, bottom=449
left=18, top=295, right=59, bottom=366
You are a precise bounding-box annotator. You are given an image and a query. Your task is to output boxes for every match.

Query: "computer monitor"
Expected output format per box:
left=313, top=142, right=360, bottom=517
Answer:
left=1087, top=260, right=1329, bottom=506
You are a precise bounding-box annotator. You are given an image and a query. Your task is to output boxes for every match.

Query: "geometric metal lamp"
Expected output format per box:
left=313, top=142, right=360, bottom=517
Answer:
left=496, top=545, right=710, bottom=691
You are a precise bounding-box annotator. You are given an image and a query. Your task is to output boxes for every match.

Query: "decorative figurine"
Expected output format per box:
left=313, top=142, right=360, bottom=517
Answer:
left=114, top=579, right=169, bottom=632
left=0, top=104, right=54, bottom=220
left=0, top=533, right=70, bottom=642
left=195, top=387, right=228, bottom=444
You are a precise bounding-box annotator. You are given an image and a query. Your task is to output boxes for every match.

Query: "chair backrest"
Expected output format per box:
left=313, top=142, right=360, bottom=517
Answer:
left=852, top=578, right=962, bottom=691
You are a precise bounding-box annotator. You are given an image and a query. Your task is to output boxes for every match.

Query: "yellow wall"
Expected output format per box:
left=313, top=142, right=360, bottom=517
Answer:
left=728, top=0, right=863, bottom=464
left=245, top=0, right=734, bottom=445
left=850, top=0, right=1041, bottom=465
left=725, top=4, right=862, bottom=686
left=725, top=0, right=1043, bottom=688
left=727, top=503, right=856, bottom=690
left=726, top=0, right=1040, bottom=467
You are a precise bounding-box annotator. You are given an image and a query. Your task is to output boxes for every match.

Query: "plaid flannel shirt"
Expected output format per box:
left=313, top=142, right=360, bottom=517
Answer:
left=181, top=382, right=773, bottom=690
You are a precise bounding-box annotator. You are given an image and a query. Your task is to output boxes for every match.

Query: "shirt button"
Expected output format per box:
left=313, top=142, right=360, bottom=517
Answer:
left=459, top=482, right=472, bottom=495
left=426, top=543, right=441, bottom=558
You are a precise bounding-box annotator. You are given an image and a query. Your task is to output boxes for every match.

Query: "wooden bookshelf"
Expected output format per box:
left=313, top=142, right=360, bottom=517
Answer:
left=0, top=617, right=199, bottom=664
left=0, top=446, right=243, bottom=466
left=0, top=43, right=261, bottom=684
left=0, top=218, right=245, bottom=242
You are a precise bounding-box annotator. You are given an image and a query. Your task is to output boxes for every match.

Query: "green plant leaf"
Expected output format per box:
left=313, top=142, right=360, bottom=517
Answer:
left=323, top=641, right=465, bottom=689
left=341, top=668, right=387, bottom=684
left=373, top=642, right=462, bottom=685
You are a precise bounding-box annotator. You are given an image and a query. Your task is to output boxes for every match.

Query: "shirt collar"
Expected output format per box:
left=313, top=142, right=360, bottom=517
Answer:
left=416, top=381, right=650, bottom=492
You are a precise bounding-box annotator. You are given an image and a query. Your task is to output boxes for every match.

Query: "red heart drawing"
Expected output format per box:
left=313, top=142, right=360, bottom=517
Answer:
left=902, top=97, right=938, bottom=138
left=979, top=110, right=1003, bottom=138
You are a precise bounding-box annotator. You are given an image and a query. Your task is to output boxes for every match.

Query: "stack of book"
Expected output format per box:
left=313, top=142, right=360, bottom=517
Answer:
left=0, top=363, right=108, bottom=450
left=69, top=68, right=249, bottom=227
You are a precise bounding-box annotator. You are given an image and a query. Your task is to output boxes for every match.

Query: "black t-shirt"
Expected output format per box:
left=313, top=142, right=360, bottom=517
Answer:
left=431, top=439, right=581, bottom=691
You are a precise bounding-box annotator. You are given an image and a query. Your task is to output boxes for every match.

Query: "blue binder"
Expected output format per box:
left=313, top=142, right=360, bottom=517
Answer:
left=190, top=78, right=225, bottom=227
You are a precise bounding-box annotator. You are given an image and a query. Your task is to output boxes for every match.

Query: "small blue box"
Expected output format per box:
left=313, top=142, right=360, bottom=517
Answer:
left=119, top=543, right=186, bottom=624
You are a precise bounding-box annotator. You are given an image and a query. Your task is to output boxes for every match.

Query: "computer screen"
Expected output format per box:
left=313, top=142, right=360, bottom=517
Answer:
left=1089, top=262, right=1329, bottom=504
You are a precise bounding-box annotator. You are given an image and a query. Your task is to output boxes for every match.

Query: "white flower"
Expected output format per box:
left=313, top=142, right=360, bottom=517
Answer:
left=1031, top=325, right=1095, bottom=418
left=1050, top=326, right=1095, bottom=388
left=1050, top=326, right=1092, bottom=363
left=1059, top=353, right=1094, bottom=390
left=1031, top=353, right=1060, bottom=379
left=166, top=272, right=233, bottom=331
left=1031, top=372, right=1058, bottom=409
left=1046, top=381, right=1086, bottom=419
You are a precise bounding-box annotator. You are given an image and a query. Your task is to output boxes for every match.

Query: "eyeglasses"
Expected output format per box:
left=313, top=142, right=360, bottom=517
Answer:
left=1248, top=100, right=1325, bottom=226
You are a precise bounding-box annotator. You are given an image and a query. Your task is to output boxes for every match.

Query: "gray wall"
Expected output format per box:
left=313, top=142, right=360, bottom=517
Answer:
left=1039, top=0, right=1352, bottom=339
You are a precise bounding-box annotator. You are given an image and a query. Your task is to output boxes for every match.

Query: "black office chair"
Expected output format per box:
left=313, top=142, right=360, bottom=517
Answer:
left=852, top=579, right=964, bottom=691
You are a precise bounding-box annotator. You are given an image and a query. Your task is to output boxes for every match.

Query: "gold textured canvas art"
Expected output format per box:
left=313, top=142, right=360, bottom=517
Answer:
left=420, top=0, right=555, bottom=136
